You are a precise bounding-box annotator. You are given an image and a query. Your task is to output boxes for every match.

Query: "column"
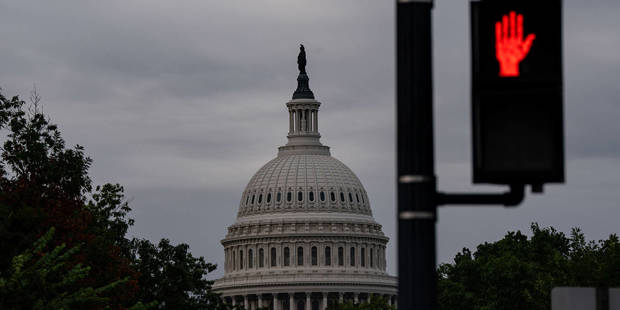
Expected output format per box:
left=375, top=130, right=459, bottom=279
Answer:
left=258, top=295, right=263, bottom=308
left=353, top=293, right=358, bottom=304
left=225, top=249, right=228, bottom=272
left=305, top=293, right=311, bottom=310
left=303, top=109, right=306, bottom=132
left=300, top=109, right=304, bottom=132
left=244, top=295, right=249, bottom=310
left=289, top=293, right=295, bottom=310
left=313, top=110, right=318, bottom=133
left=275, top=294, right=280, bottom=310
left=339, top=293, right=343, bottom=303
left=295, top=109, right=301, bottom=132
left=322, top=293, right=328, bottom=310
left=232, top=296, right=237, bottom=306
left=289, top=110, right=294, bottom=133
left=387, top=295, right=392, bottom=306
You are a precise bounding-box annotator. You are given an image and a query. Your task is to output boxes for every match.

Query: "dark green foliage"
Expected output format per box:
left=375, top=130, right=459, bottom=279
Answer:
left=0, top=89, right=235, bottom=309
left=0, top=227, right=147, bottom=309
left=437, top=223, right=620, bottom=310
left=327, top=295, right=396, bottom=310
left=0, top=89, right=140, bottom=307
left=131, top=238, right=233, bottom=310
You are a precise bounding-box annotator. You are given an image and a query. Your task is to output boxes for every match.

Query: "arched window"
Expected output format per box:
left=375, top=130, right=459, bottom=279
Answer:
left=340, top=192, right=345, bottom=202
left=350, top=247, right=355, bottom=266
left=370, top=248, right=374, bottom=268
left=349, top=192, right=353, bottom=202
left=284, top=247, right=290, bottom=266
left=258, top=194, right=262, bottom=204
left=277, top=192, right=282, bottom=202
left=267, top=193, right=272, bottom=203
left=298, top=191, right=303, bottom=202
left=309, top=191, right=314, bottom=201
left=356, top=193, right=360, bottom=203
left=251, top=195, right=255, bottom=204
left=361, top=248, right=366, bottom=267
left=338, top=247, right=344, bottom=266
left=239, top=250, right=244, bottom=269
left=320, top=191, right=326, bottom=202
left=259, top=248, right=264, bottom=268
left=248, top=249, right=254, bottom=268
left=246, top=195, right=249, bottom=205
left=271, top=247, right=277, bottom=267
left=287, top=192, right=292, bottom=202
left=361, top=193, right=365, bottom=203
left=325, top=247, right=331, bottom=266
left=297, top=247, right=304, bottom=266
left=311, top=246, right=318, bottom=266
left=330, top=192, right=336, bottom=202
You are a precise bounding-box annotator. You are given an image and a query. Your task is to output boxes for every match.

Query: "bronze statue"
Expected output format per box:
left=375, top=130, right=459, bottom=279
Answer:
left=292, top=44, right=314, bottom=99
left=297, top=44, right=307, bottom=73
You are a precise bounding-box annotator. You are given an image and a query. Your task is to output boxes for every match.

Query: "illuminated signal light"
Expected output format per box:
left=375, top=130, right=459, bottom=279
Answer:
left=471, top=0, right=564, bottom=185
left=495, top=11, right=536, bottom=77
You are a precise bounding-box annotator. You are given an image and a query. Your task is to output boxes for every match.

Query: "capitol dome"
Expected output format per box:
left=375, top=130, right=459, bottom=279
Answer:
left=213, top=46, right=397, bottom=310
left=238, top=153, right=372, bottom=218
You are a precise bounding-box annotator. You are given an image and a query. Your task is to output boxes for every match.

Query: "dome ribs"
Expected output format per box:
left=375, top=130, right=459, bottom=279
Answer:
left=238, top=154, right=373, bottom=217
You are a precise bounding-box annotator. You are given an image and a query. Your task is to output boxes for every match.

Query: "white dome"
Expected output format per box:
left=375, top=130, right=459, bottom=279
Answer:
left=238, top=154, right=372, bottom=218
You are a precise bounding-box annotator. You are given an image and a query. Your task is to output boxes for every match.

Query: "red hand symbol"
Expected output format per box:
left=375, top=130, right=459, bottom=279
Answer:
left=495, top=11, right=536, bottom=77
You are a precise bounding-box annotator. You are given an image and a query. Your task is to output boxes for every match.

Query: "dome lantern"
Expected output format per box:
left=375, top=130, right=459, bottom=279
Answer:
left=280, top=44, right=330, bottom=156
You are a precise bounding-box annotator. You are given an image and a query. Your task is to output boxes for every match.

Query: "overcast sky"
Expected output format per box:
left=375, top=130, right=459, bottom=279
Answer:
left=1, top=0, right=619, bottom=279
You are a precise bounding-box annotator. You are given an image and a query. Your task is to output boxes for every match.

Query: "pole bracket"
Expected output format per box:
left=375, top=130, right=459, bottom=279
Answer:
left=436, top=184, right=525, bottom=207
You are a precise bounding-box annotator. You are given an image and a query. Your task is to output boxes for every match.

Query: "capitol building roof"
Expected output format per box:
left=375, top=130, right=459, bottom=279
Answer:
left=213, top=45, right=397, bottom=310
left=238, top=153, right=372, bottom=219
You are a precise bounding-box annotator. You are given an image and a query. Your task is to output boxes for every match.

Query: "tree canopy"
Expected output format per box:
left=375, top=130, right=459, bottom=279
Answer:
left=438, top=223, right=620, bottom=310
left=0, top=89, right=237, bottom=309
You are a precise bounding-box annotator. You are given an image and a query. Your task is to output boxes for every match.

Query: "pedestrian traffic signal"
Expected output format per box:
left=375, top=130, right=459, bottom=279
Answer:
left=471, top=0, right=564, bottom=187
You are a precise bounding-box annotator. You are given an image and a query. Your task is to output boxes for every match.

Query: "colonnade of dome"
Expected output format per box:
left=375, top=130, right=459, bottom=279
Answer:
left=224, top=292, right=397, bottom=310
left=223, top=230, right=388, bottom=273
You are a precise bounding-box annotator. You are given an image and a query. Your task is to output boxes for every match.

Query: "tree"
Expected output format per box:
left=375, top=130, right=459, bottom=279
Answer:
left=0, top=89, right=141, bottom=308
left=327, top=295, right=396, bottom=310
left=0, top=89, right=237, bottom=309
left=131, top=238, right=239, bottom=310
left=437, top=223, right=620, bottom=310
left=0, top=227, right=156, bottom=310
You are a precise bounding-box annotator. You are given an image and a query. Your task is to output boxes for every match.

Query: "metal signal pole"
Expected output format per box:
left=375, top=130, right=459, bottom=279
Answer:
left=396, top=0, right=563, bottom=308
left=396, top=1, right=436, bottom=310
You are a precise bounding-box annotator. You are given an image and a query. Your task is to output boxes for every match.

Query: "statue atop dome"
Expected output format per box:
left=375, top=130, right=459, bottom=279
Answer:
left=297, top=44, right=307, bottom=73
left=293, top=44, right=315, bottom=99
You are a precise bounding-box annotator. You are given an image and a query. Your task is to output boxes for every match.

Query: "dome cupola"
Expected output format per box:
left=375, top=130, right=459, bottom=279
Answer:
left=279, top=44, right=329, bottom=157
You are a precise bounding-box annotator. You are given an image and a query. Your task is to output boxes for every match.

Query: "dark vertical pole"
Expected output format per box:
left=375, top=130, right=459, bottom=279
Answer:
left=397, top=1, right=436, bottom=310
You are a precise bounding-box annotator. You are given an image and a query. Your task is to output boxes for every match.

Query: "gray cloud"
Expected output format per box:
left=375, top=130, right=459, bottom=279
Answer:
left=1, top=0, right=619, bottom=278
